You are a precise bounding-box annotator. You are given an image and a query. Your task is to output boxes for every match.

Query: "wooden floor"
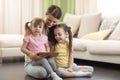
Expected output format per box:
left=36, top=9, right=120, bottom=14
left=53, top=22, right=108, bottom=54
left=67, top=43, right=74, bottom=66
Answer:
left=0, top=59, right=120, bottom=80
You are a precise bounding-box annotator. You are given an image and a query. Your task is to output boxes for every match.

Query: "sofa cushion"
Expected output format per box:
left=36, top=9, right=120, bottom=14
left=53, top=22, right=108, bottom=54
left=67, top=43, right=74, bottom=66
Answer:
left=63, top=13, right=81, bottom=36
left=73, top=38, right=94, bottom=51
left=87, top=40, right=120, bottom=55
left=73, top=38, right=86, bottom=51
left=77, top=13, right=101, bottom=38
left=0, top=34, right=24, bottom=48
left=80, top=29, right=112, bottom=40
left=99, top=17, right=120, bottom=30
left=108, top=22, right=120, bottom=40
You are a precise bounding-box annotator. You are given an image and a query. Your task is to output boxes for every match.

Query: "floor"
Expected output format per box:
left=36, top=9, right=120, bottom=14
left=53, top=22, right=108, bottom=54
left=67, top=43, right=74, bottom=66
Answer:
left=0, top=59, right=120, bottom=80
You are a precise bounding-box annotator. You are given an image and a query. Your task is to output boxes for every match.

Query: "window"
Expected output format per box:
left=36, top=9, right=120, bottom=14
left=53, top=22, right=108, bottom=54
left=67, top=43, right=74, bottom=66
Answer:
left=97, top=0, right=120, bottom=16
left=0, top=0, right=1, bottom=16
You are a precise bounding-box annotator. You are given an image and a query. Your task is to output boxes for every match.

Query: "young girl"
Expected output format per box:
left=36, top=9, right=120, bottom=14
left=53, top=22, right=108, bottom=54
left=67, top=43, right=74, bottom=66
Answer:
left=51, top=23, right=94, bottom=77
left=21, top=5, right=62, bottom=79
left=21, top=17, right=62, bottom=80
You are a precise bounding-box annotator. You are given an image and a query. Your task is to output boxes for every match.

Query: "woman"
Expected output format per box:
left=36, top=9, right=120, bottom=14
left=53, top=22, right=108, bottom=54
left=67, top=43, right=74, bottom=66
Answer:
left=22, top=5, right=62, bottom=79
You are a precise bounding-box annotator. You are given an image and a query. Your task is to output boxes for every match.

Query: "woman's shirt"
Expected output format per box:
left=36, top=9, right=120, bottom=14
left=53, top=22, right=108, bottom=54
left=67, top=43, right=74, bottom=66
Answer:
left=23, top=34, right=48, bottom=62
left=55, top=41, right=69, bottom=68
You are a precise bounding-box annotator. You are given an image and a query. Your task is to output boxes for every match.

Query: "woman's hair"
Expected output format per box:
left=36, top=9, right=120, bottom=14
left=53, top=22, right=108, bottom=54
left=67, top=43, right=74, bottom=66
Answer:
left=46, top=5, right=62, bottom=19
left=48, top=23, right=72, bottom=53
left=25, top=18, right=45, bottom=36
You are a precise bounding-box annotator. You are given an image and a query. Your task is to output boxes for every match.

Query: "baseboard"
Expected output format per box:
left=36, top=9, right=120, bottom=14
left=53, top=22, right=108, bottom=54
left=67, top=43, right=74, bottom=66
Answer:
left=74, top=59, right=120, bottom=70
left=2, top=56, right=24, bottom=63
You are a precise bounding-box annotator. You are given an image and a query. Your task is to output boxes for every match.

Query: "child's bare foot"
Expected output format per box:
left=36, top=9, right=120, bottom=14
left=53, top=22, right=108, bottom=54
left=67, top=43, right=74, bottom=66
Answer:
left=78, top=69, right=89, bottom=72
left=51, top=72, right=63, bottom=80
left=75, top=71, right=93, bottom=77
left=77, top=66, right=94, bottom=72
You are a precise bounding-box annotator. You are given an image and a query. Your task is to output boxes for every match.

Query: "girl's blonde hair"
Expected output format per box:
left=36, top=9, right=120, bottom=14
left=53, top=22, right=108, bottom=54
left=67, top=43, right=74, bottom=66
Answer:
left=25, top=18, right=45, bottom=36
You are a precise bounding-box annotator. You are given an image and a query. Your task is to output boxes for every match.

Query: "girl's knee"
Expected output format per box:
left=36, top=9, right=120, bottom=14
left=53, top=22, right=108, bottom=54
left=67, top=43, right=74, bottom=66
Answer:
left=25, top=65, right=48, bottom=79
left=28, top=70, right=48, bottom=79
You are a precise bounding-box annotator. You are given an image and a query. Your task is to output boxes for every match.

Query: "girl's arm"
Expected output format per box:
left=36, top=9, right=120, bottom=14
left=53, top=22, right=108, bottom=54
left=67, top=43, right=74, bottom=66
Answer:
left=68, top=46, right=74, bottom=71
left=21, top=42, right=40, bottom=60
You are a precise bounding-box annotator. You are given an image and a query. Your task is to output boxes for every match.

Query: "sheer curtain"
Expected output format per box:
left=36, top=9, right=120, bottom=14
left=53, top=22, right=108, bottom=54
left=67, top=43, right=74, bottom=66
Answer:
left=75, top=0, right=97, bottom=15
left=0, top=0, right=98, bottom=34
left=0, top=0, right=43, bottom=34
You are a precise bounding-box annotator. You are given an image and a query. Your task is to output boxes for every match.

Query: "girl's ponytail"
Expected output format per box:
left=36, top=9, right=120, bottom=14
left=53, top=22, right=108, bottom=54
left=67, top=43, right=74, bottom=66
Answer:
left=25, top=22, right=32, bottom=36
left=68, top=27, right=72, bottom=53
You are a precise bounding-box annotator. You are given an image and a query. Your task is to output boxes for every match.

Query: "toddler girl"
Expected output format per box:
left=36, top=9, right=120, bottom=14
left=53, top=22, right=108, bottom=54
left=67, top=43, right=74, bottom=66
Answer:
left=21, top=17, right=62, bottom=80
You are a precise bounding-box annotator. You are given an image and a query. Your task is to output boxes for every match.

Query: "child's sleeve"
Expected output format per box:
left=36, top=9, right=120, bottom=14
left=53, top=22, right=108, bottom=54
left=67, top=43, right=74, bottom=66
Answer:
left=23, top=36, right=30, bottom=43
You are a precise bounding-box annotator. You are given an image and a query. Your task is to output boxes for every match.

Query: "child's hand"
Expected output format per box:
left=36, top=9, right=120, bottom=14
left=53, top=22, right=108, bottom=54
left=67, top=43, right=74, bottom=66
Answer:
left=29, top=53, right=40, bottom=60
left=67, top=68, right=73, bottom=72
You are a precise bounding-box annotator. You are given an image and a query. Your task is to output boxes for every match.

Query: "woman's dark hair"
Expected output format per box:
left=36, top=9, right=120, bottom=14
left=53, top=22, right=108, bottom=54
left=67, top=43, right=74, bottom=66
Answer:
left=46, top=5, right=62, bottom=19
left=48, top=25, right=57, bottom=45
left=48, top=23, right=72, bottom=53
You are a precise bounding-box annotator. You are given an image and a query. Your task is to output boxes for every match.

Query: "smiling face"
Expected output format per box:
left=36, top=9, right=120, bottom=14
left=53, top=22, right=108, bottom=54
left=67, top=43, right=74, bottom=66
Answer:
left=45, top=14, right=58, bottom=28
left=54, top=27, right=68, bottom=43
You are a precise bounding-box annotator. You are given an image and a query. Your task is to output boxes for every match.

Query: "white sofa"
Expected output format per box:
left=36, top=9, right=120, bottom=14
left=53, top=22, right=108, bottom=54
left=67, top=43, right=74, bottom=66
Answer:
left=0, top=34, right=24, bottom=63
left=63, top=13, right=120, bottom=64
left=1, top=13, right=120, bottom=64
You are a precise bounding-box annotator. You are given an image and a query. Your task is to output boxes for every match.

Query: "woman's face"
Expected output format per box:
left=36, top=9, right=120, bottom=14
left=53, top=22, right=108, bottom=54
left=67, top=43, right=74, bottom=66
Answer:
left=45, top=14, right=58, bottom=28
